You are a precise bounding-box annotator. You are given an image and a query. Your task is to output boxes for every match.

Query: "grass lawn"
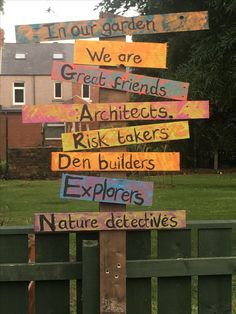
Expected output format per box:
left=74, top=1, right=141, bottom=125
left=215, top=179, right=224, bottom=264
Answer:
left=0, top=173, right=236, bottom=313
left=0, top=173, right=236, bottom=225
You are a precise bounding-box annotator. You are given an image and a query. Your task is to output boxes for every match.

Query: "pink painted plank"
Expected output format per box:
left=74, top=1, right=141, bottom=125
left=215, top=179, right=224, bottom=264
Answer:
left=51, top=61, right=189, bottom=101
left=34, top=210, right=186, bottom=232
left=22, top=101, right=209, bottom=123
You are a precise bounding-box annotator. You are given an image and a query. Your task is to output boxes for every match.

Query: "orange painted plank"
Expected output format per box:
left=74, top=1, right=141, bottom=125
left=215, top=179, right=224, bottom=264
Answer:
left=15, top=11, right=209, bottom=43
left=74, top=40, right=167, bottom=68
left=34, top=210, right=186, bottom=232
left=22, top=101, right=209, bottom=123
left=62, top=121, right=189, bottom=151
left=51, top=152, right=180, bottom=172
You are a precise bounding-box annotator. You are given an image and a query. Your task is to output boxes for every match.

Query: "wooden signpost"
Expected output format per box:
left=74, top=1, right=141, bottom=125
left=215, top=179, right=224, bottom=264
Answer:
left=15, top=11, right=209, bottom=43
left=60, top=174, right=154, bottom=206
left=51, top=61, right=189, bottom=100
left=34, top=210, right=186, bottom=233
left=22, top=101, right=209, bottom=123
left=74, top=40, right=167, bottom=68
left=61, top=121, right=190, bottom=151
left=19, top=8, right=210, bottom=314
left=51, top=152, right=180, bottom=172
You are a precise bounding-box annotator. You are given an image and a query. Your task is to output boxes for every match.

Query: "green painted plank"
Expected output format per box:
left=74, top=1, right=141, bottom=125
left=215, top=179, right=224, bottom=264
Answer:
left=0, top=234, right=29, bottom=314
left=157, top=229, right=191, bottom=314
left=198, top=228, right=232, bottom=314
left=0, top=262, right=82, bottom=281
left=127, top=231, right=151, bottom=314
left=35, top=233, right=70, bottom=314
left=1, top=257, right=236, bottom=282
left=76, top=232, right=98, bottom=314
left=82, top=240, right=99, bottom=313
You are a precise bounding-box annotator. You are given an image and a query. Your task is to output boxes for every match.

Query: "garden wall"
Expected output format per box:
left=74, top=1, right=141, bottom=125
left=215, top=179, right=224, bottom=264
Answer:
left=7, top=147, right=61, bottom=179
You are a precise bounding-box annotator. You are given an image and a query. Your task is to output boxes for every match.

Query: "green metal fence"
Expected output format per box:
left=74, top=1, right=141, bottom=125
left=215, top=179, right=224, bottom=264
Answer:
left=1, top=221, right=236, bottom=314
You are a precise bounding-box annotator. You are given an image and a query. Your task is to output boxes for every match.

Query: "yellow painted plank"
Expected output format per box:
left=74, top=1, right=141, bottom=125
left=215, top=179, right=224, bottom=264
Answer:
left=74, top=40, right=167, bottom=68
left=51, top=152, right=180, bottom=172
left=34, top=210, right=186, bottom=232
left=62, top=121, right=189, bottom=151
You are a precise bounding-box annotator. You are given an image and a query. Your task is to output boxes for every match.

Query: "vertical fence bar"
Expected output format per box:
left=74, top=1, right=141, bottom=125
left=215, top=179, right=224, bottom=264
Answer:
left=157, top=229, right=192, bottom=314
left=76, top=232, right=99, bottom=313
left=0, top=232, right=29, bottom=314
left=127, top=231, right=151, bottom=314
left=35, top=233, right=70, bottom=314
left=82, top=240, right=99, bottom=314
left=198, top=228, right=232, bottom=314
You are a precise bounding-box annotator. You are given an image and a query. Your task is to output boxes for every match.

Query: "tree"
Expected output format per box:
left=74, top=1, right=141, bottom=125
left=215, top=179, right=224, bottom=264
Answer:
left=0, top=0, right=4, bottom=12
left=96, top=0, right=236, bottom=169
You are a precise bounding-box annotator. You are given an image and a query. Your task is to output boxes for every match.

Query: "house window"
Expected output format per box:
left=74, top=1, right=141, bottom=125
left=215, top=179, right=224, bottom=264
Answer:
left=81, top=84, right=90, bottom=100
left=54, top=82, right=62, bottom=99
left=44, top=123, right=66, bottom=140
left=53, top=53, right=64, bottom=60
left=13, top=82, right=25, bottom=105
left=15, top=53, right=26, bottom=59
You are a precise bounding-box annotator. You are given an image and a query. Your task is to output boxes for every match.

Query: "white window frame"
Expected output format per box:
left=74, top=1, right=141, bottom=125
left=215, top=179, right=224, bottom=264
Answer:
left=81, top=84, right=90, bottom=100
left=54, top=82, right=62, bottom=99
left=44, top=123, right=66, bottom=140
left=53, top=53, right=64, bottom=60
left=15, top=53, right=26, bottom=59
left=13, top=81, right=25, bottom=105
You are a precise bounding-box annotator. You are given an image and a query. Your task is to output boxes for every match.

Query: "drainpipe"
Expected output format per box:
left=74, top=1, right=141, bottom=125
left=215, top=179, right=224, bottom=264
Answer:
left=4, top=110, right=9, bottom=178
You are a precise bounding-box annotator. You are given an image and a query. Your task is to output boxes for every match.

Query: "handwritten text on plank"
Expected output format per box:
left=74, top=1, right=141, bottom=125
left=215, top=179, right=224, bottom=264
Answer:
left=34, top=211, right=186, bottom=232
left=74, top=40, right=167, bottom=68
left=22, top=101, right=209, bottom=123
left=15, top=11, right=209, bottom=43
left=51, top=62, right=189, bottom=101
left=62, top=121, right=189, bottom=151
left=51, top=152, right=180, bottom=172
left=61, top=174, right=153, bottom=206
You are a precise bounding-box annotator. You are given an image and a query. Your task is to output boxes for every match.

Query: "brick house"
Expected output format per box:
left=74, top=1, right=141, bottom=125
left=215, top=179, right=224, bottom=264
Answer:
left=0, top=42, right=99, bottom=162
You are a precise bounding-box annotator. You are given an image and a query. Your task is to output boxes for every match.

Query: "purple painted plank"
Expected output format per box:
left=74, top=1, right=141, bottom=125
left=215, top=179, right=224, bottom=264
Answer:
left=60, top=174, right=153, bottom=206
left=51, top=61, right=189, bottom=101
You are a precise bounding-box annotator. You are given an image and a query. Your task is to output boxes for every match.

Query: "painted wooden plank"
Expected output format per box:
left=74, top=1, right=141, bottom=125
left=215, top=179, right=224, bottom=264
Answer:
left=82, top=240, right=99, bottom=314
left=35, top=233, right=70, bottom=314
left=0, top=234, right=29, bottom=314
left=51, top=152, right=180, bottom=172
left=74, top=40, right=167, bottom=68
left=34, top=211, right=186, bottom=232
left=198, top=228, right=232, bottom=314
left=51, top=61, right=189, bottom=100
left=60, top=174, right=153, bottom=206
left=127, top=231, right=151, bottom=313
left=2, top=256, right=236, bottom=282
left=61, top=121, right=189, bottom=151
left=22, top=101, right=209, bottom=123
left=15, top=11, right=209, bottom=43
left=157, top=229, right=191, bottom=314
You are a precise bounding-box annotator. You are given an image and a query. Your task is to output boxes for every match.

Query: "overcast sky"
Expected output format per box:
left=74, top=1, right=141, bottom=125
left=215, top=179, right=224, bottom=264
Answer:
left=0, top=0, right=138, bottom=42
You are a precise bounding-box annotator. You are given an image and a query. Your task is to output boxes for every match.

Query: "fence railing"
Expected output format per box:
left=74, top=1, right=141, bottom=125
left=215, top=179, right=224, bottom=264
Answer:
left=0, top=220, right=236, bottom=314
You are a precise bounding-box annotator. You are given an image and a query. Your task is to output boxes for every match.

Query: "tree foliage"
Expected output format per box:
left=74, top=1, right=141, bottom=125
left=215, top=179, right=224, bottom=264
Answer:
left=0, top=0, right=4, bottom=12
left=96, top=0, right=236, bottom=168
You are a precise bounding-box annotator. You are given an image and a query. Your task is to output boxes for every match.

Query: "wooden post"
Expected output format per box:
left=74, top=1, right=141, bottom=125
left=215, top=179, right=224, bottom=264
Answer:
left=99, top=12, right=129, bottom=314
